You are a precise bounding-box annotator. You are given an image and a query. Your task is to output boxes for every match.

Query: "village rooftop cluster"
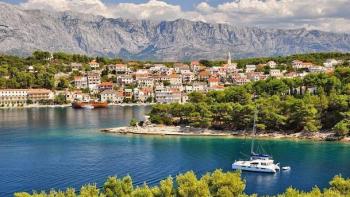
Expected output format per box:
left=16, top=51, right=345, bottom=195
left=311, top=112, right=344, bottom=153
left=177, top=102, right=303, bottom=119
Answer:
left=0, top=53, right=344, bottom=107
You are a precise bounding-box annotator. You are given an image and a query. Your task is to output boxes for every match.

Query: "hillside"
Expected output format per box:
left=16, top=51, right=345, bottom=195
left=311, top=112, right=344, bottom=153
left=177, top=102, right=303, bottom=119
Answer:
left=1, top=2, right=350, bottom=61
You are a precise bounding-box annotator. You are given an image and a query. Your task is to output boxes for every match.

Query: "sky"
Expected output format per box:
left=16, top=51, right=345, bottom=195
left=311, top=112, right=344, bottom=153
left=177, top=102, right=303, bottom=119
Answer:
left=3, top=0, right=350, bottom=32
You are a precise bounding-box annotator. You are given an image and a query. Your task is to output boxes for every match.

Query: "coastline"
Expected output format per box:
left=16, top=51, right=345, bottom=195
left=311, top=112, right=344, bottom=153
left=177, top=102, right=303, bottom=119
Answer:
left=0, top=103, right=154, bottom=109
left=0, top=104, right=71, bottom=109
left=101, top=125, right=350, bottom=142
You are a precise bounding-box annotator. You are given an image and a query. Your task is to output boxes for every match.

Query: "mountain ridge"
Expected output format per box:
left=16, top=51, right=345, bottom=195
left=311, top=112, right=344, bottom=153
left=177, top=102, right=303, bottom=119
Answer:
left=0, top=2, right=350, bottom=61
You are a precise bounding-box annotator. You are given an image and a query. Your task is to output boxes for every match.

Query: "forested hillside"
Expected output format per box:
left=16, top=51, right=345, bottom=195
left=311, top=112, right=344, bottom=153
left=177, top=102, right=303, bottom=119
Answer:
left=150, top=67, right=350, bottom=136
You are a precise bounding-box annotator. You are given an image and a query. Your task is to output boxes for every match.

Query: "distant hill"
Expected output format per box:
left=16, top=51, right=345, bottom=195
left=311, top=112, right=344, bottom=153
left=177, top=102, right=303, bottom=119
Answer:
left=1, top=2, right=350, bottom=61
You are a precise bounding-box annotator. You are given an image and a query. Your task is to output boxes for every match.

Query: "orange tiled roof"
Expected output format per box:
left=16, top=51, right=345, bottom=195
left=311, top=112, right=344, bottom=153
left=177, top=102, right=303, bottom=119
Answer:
left=199, top=70, right=210, bottom=77
left=98, top=82, right=113, bottom=87
left=27, top=89, right=51, bottom=94
left=191, top=61, right=200, bottom=65
left=208, top=77, right=219, bottom=82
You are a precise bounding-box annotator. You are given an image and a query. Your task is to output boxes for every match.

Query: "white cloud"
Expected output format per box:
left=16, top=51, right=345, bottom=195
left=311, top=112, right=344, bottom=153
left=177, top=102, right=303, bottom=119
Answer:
left=20, top=0, right=350, bottom=32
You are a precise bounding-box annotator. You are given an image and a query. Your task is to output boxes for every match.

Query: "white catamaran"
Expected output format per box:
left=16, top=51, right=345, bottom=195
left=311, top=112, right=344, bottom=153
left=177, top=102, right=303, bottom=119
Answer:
left=232, top=110, right=281, bottom=173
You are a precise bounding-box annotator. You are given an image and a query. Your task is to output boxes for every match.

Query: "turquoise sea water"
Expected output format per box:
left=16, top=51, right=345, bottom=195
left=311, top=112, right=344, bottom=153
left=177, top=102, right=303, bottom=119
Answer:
left=0, top=106, right=350, bottom=196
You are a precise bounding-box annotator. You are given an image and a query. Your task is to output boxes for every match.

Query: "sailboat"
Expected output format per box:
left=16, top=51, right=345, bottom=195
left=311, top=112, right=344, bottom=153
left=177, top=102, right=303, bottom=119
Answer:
left=232, top=110, right=281, bottom=173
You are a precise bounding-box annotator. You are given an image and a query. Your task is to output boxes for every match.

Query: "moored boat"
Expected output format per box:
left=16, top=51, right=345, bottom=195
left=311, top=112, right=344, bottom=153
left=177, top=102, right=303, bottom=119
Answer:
left=72, top=101, right=108, bottom=109
left=232, top=109, right=283, bottom=173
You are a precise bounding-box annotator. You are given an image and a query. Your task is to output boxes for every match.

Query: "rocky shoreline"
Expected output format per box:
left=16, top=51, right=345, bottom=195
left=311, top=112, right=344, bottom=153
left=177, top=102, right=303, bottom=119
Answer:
left=101, top=125, right=350, bottom=142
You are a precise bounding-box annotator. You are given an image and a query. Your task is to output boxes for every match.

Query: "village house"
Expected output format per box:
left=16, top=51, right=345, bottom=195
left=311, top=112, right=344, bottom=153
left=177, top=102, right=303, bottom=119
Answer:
left=190, top=61, right=201, bottom=72
left=136, top=77, right=154, bottom=88
left=124, top=89, right=133, bottom=101
left=117, top=75, right=134, bottom=85
left=87, top=72, right=101, bottom=90
left=232, top=74, right=250, bottom=86
left=208, top=77, right=219, bottom=87
left=323, top=59, right=340, bottom=68
left=284, top=72, right=299, bottom=79
left=150, top=64, right=167, bottom=73
left=207, top=85, right=225, bottom=91
left=267, top=61, right=277, bottom=68
left=134, top=88, right=153, bottom=103
left=198, top=70, right=211, bottom=81
left=182, top=72, right=196, bottom=84
left=70, top=63, right=83, bottom=71
left=181, top=93, right=189, bottom=103
left=174, top=63, right=190, bottom=74
left=27, top=89, right=54, bottom=103
left=224, top=63, right=238, bottom=73
left=269, top=69, right=283, bottom=78
left=155, top=87, right=182, bottom=103
left=192, top=82, right=207, bottom=92
left=308, top=66, right=327, bottom=73
left=115, top=91, right=124, bottom=103
left=247, top=72, right=266, bottom=81
left=291, top=60, right=304, bottom=69
left=74, top=76, right=88, bottom=89
left=184, top=85, right=193, bottom=93
left=98, top=82, right=113, bottom=91
left=135, top=69, right=150, bottom=76
left=169, top=84, right=184, bottom=92
left=27, top=66, right=34, bottom=73
left=108, top=64, right=129, bottom=73
left=0, top=89, right=28, bottom=106
left=292, top=60, right=314, bottom=69
left=100, top=90, right=117, bottom=103
left=169, top=74, right=182, bottom=85
left=65, top=90, right=90, bottom=102
left=89, top=60, right=100, bottom=69
left=153, top=75, right=170, bottom=83
left=245, top=65, right=257, bottom=73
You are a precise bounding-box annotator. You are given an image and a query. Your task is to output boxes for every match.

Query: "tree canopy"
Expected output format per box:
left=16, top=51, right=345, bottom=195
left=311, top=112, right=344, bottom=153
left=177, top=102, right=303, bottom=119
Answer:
left=14, top=171, right=350, bottom=197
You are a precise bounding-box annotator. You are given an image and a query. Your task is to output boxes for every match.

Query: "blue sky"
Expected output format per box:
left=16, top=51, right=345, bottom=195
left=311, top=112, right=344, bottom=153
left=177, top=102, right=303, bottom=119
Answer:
left=5, top=0, right=350, bottom=32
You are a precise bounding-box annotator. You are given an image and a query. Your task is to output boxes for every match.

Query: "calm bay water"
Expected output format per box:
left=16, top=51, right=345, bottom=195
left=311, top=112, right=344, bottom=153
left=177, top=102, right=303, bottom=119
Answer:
left=0, top=106, right=350, bottom=196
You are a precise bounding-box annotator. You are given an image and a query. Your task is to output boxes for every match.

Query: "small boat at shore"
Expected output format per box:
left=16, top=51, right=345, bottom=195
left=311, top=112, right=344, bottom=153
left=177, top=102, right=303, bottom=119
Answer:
left=72, top=101, right=108, bottom=109
left=282, top=166, right=291, bottom=171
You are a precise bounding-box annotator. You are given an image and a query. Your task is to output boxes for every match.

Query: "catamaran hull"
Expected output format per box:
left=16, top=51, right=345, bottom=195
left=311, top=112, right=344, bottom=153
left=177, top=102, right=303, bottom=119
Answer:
left=232, top=164, right=277, bottom=173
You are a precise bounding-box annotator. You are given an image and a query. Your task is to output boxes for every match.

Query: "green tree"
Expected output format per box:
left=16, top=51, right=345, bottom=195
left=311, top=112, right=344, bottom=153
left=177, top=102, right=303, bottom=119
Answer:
left=329, top=175, right=350, bottom=195
left=132, top=183, right=153, bottom=197
left=57, top=78, right=70, bottom=90
left=54, top=94, right=67, bottom=105
left=130, top=119, right=138, bottom=127
left=284, top=97, right=320, bottom=132
left=79, top=184, right=104, bottom=197
left=176, top=171, right=210, bottom=197
left=202, top=169, right=245, bottom=197
left=33, top=51, right=51, bottom=60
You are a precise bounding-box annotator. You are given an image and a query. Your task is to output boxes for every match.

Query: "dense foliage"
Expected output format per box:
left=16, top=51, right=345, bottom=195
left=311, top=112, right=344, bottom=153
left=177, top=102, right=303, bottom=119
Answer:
left=14, top=170, right=350, bottom=197
left=150, top=69, right=350, bottom=136
left=235, top=52, right=350, bottom=68
left=0, top=51, right=114, bottom=89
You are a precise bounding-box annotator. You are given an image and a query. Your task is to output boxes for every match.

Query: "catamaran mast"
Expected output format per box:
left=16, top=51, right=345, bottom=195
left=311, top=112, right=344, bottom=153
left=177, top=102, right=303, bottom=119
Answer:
left=250, top=109, right=258, bottom=154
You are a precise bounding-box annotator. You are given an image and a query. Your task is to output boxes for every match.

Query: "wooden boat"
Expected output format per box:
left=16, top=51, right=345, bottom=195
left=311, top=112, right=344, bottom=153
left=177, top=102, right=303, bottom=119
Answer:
left=72, top=101, right=108, bottom=109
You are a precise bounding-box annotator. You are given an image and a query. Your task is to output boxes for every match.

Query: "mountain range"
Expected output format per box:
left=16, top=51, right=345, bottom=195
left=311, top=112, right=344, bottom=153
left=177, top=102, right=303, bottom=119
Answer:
left=1, top=2, right=350, bottom=61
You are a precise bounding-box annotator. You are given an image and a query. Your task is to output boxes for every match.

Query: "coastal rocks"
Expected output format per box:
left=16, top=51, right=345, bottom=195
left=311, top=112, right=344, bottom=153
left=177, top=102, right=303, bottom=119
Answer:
left=101, top=126, right=350, bottom=142
left=101, top=125, right=233, bottom=136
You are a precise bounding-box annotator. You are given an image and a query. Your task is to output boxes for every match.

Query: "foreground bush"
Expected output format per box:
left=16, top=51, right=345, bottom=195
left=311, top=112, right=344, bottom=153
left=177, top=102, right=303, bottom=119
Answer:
left=14, top=170, right=350, bottom=197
